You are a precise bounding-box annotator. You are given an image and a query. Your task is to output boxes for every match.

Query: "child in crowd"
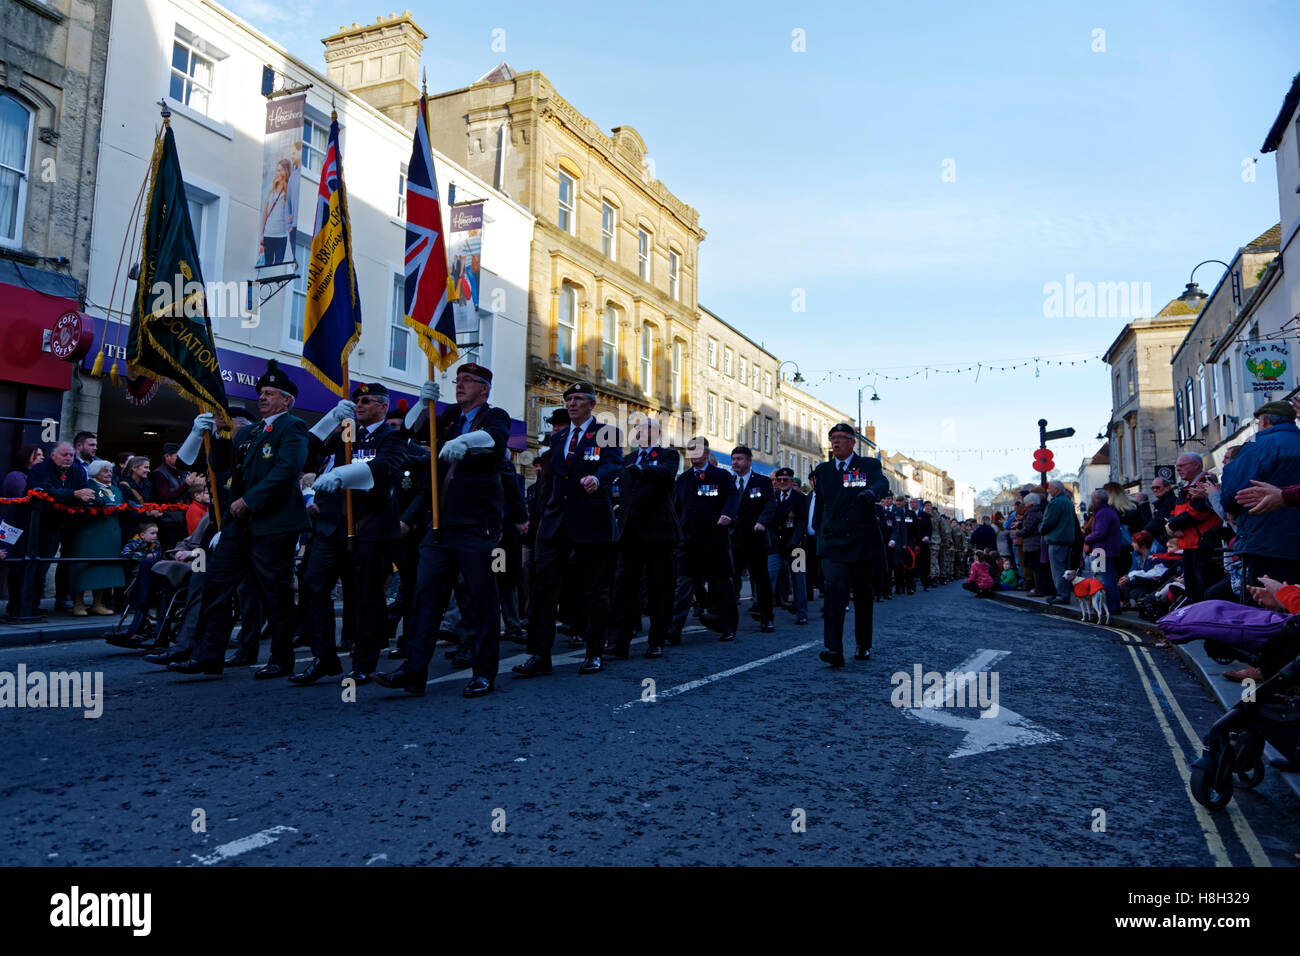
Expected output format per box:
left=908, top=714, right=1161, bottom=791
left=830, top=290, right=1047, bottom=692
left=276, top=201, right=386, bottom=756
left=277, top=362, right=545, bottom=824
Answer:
left=963, top=550, right=997, bottom=597
left=118, top=523, right=163, bottom=642
left=998, top=556, right=1019, bottom=590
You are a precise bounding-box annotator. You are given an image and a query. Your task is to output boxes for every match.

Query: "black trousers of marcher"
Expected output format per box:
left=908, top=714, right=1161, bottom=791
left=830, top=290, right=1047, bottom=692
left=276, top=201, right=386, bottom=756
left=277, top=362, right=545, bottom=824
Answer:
left=612, top=539, right=675, bottom=652
left=234, top=570, right=264, bottom=658
left=671, top=542, right=737, bottom=636
left=191, top=529, right=298, bottom=670
left=302, top=530, right=389, bottom=672
left=822, top=558, right=875, bottom=654
left=388, top=531, right=420, bottom=648
left=732, top=542, right=773, bottom=621
left=528, top=528, right=613, bottom=658
left=405, top=528, right=499, bottom=682
left=891, top=549, right=910, bottom=594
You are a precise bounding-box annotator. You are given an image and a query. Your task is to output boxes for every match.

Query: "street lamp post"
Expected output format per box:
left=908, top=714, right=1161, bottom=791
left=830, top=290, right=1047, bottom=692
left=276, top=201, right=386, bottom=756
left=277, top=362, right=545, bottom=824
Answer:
left=857, top=384, right=880, bottom=456
left=1177, top=259, right=1234, bottom=308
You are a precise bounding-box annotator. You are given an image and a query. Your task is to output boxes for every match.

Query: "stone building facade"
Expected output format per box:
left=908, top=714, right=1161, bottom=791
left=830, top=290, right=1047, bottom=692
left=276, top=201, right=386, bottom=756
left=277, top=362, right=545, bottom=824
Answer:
left=777, top=379, right=859, bottom=480
left=424, top=68, right=705, bottom=461
left=693, top=305, right=782, bottom=471
left=1102, top=296, right=1201, bottom=492
left=0, top=0, right=113, bottom=462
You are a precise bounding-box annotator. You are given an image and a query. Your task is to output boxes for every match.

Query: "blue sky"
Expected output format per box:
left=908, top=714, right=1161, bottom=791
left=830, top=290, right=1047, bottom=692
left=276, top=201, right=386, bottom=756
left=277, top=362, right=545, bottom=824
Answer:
left=230, top=0, right=1299, bottom=492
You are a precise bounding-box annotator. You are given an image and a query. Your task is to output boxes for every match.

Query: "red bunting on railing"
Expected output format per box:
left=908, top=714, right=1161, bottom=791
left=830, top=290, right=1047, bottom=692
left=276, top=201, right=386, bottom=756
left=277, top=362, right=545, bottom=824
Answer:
left=0, top=489, right=190, bottom=514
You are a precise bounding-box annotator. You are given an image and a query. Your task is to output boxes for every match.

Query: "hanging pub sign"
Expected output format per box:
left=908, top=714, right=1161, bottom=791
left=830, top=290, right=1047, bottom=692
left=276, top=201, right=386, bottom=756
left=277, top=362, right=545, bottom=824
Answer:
left=1242, top=341, right=1293, bottom=394
left=255, top=93, right=306, bottom=268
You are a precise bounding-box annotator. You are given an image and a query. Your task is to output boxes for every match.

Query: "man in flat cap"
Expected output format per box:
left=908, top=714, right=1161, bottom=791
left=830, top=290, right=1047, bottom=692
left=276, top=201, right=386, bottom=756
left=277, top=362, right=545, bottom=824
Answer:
left=812, top=423, right=890, bottom=667
left=729, top=445, right=776, bottom=632
left=1221, top=399, right=1300, bottom=590
left=377, top=363, right=512, bottom=698
left=170, top=359, right=310, bottom=679
left=286, top=381, right=407, bottom=686
left=514, top=381, right=622, bottom=676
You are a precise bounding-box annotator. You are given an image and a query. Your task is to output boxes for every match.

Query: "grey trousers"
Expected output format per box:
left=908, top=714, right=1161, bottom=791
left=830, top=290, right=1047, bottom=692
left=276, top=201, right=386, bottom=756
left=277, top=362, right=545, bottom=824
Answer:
left=1048, top=543, right=1073, bottom=600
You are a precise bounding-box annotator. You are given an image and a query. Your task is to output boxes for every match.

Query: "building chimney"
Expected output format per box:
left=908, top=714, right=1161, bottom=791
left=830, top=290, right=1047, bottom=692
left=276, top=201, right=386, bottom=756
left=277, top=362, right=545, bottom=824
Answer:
left=862, top=421, right=876, bottom=446
left=322, top=11, right=426, bottom=130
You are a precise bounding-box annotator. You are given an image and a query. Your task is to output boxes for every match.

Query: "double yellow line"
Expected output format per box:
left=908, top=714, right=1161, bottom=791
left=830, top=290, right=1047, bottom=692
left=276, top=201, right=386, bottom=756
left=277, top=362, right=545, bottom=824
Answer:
left=1106, top=626, right=1270, bottom=867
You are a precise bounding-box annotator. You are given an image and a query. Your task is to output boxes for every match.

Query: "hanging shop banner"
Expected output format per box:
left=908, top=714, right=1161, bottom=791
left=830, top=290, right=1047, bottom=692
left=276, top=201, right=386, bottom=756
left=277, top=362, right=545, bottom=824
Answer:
left=255, top=93, right=306, bottom=269
left=449, top=202, right=483, bottom=334
left=1242, top=341, right=1293, bottom=394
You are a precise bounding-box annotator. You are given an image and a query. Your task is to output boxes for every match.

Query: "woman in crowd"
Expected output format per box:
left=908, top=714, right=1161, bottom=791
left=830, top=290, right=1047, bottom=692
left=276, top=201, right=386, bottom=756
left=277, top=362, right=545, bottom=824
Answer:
left=67, top=459, right=125, bottom=616
left=993, top=512, right=1012, bottom=569
left=1016, top=493, right=1046, bottom=595
left=2, top=444, right=44, bottom=617
left=117, top=456, right=163, bottom=537
left=1105, top=481, right=1143, bottom=571
left=1084, top=488, right=1124, bottom=615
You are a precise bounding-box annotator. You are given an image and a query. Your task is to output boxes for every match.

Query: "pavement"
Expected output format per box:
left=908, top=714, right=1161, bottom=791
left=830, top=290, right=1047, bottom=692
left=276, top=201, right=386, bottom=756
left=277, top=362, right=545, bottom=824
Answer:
left=2, top=580, right=1296, bottom=866
left=990, top=586, right=1300, bottom=801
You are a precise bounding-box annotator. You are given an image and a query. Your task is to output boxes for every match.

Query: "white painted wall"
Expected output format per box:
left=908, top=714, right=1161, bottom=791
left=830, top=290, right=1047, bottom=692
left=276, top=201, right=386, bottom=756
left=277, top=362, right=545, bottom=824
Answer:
left=86, top=0, right=533, bottom=417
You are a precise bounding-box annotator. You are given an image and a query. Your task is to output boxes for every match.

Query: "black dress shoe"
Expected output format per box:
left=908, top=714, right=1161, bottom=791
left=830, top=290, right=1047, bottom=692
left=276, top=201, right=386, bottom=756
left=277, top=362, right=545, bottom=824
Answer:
left=288, top=657, right=343, bottom=684
left=253, top=663, right=291, bottom=680
left=794, top=615, right=808, bottom=625
left=819, top=650, right=845, bottom=668
left=105, top=633, right=151, bottom=650
left=718, top=631, right=737, bottom=642
left=512, top=654, right=552, bottom=677
left=578, top=656, right=603, bottom=675
left=374, top=668, right=426, bottom=695
left=566, top=634, right=585, bottom=649
left=387, top=646, right=408, bottom=659
left=603, top=642, right=630, bottom=660
left=343, top=670, right=372, bottom=685
left=462, top=676, right=494, bottom=698
left=224, top=652, right=257, bottom=667
left=168, top=659, right=223, bottom=676
left=144, top=649, right=186, bottom=666
left=759, top=620, right=775, bottom=633
left=645, top=646, right=664, bottom=659
left=854, top=648, right=871, bottom=661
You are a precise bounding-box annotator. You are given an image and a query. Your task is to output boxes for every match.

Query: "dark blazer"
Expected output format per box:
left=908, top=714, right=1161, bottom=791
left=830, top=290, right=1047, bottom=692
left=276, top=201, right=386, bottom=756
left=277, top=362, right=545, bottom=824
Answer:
left=397, top=443, right=430, bottom=528
left=615, top=445, right=681, bottom=544
left=811, top=454, right=890, bottom=564
left=673, top=462, right=740, bottom=557
left=882, top=504, right=909, bottom=548
left=28, top=459, right=88, bottom=505
left=730, top=470, right=773, bottom=550
left=916, top=511, right=934, bottom=543
left=227, top=414, right=311, bottom=539
left=757, top=487, right=807, bottom=554
left=404, top=403, right=511, bottom=540
left=308, top=420, right=408, bottom=540
left=538, top=418, right=623, bottom=544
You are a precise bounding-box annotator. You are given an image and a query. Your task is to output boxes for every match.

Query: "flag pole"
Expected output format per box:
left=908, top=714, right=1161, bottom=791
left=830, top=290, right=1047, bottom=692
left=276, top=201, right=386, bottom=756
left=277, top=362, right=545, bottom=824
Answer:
left=201, top=431, right=222, bottom=531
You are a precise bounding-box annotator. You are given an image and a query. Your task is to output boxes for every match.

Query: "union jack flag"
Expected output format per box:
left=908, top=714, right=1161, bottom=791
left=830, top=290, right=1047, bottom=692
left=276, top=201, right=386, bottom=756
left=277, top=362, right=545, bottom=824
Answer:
left=403, top=94, right=458, bottom=371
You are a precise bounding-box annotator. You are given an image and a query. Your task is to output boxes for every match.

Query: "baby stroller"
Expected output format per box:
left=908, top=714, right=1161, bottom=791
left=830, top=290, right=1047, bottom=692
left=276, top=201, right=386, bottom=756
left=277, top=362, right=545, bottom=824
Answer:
left=1189, top=648, right=1300, bottom=809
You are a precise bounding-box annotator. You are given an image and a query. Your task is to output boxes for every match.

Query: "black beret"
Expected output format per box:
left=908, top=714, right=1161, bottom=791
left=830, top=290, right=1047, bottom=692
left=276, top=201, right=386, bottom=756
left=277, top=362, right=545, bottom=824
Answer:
left=563, top=381, right=596, bottom=400
left=351, top=382, right=390, bottom=402
left=255, top=359, right=298, bottom=398
left=774, top=467, right=794, bottom=477
left=731, top=445, right=753, bottom=458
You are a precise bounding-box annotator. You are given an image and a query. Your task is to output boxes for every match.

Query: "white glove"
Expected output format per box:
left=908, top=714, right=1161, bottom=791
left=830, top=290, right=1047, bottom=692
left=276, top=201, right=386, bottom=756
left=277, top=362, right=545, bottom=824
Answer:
left=405, top=381, right=440, bottom=432
left=439, top=430, right=494, bottom=462
left=419, top=380, right=440, bottom=404
left=311, top=462, right=375, bottom=493
left=178, top=412, right=218, bottom=465
left=310, top=399, right=356, bottom=441
left=208, top=531, right=221, bottom=550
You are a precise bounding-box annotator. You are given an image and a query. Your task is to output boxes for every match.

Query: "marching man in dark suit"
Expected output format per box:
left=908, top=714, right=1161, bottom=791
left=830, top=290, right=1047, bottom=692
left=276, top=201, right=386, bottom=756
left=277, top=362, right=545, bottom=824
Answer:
left=290, top=382, right=407, bottom=686
left=375, top=363, right=512, bottom=698
left=514, top=381, right=623, bottom=677
left=884, top=495, right=911, bottom=595
left=758, top=466, right=809, bottom=625
left=669, top=437, right=740, bottom=643
left=170, top=360, right=310, bottom=679
left=606, top=416, right=680, bottom=660
left=811, top=423, right=890, bottom=667
left=729, top=445, right=775, bottom=633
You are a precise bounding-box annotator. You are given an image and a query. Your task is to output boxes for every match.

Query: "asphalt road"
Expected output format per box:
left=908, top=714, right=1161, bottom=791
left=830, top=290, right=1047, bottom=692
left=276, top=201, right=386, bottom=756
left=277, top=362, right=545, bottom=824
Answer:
left=2, top=583, right=1296, bottom=866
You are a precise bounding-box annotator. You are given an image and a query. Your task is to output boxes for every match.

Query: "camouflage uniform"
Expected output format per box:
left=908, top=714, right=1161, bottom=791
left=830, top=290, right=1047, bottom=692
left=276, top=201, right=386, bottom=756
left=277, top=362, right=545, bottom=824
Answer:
left=935, top=515, right=952, bottom=582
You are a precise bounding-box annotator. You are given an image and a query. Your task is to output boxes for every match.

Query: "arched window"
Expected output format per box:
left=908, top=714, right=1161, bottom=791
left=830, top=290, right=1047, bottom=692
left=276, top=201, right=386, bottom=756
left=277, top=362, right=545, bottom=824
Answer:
left=0, top=92, right=34, bottom=249
left=601, top=303, right=619, bottom=383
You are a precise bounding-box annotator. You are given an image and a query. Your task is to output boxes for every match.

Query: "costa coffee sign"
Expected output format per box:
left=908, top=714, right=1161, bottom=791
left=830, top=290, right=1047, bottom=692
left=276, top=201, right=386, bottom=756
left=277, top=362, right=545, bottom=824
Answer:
left=49, top=310, right=94, bottom=362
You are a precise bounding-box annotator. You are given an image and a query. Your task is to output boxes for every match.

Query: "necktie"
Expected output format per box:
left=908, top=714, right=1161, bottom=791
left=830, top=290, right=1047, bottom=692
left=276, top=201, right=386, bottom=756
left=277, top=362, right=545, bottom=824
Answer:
left=736, top=475, right=743, bottom=491
left=566, top=426, right=580, bottom=462
left=638, top=448, right=649, bottom=467
left=455, top=414, right=469, bottom=436
left=839, top=460, right=846, bottom=474
left=782, top=491, right=788, bottom=503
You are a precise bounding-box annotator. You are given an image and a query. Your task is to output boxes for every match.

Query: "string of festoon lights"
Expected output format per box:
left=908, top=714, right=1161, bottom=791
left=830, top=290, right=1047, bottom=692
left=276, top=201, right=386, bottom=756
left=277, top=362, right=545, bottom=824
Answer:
left=886, top=441, right=1093, bottom=462
left=802, top=351, right=1104, bottom=385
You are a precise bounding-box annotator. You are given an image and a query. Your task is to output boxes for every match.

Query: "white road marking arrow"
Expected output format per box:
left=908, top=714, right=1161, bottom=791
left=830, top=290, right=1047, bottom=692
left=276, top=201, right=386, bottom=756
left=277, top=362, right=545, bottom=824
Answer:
left=902, top=649, right=1062, bottom=759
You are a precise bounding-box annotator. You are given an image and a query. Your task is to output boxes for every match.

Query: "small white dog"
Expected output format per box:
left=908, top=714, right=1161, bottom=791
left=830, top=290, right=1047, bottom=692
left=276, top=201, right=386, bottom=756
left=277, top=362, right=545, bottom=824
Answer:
left=1062, top=570, right=1109, bottom=624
